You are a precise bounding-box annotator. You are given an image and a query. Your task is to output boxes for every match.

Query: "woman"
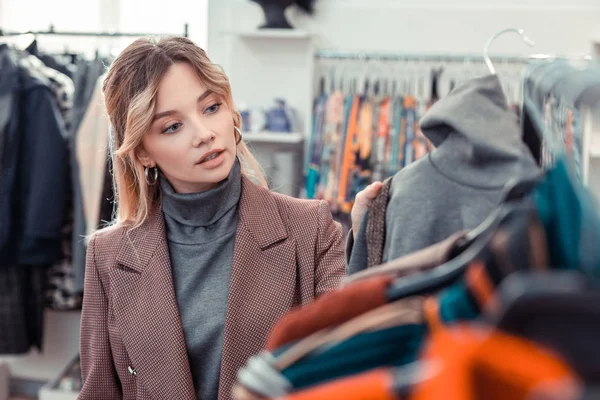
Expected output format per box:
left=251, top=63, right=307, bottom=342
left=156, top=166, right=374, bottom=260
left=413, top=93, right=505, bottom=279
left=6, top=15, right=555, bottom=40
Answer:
left=79, top=37, right=346, bottom=400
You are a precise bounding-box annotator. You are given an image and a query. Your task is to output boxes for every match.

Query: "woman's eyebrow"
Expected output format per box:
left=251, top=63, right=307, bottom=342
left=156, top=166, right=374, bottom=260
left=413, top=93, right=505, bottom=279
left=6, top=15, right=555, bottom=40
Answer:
left=153, top=90, right=214, bottom=121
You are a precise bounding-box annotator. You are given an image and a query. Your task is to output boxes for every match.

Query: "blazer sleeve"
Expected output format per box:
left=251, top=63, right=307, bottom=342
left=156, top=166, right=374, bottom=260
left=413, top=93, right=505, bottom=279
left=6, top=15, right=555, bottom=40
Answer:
left=79, top=235, right=122, bottom=400
left=314, top=200, right=346, bottom=296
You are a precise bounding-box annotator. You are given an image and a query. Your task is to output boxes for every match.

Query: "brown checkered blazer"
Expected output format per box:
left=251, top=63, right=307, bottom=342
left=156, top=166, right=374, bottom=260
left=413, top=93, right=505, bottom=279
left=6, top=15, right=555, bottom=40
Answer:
left=78, top=177, right=346, bottom=400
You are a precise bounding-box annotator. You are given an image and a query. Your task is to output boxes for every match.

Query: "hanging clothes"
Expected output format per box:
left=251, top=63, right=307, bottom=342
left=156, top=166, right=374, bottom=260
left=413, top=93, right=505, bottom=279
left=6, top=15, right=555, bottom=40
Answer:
left=307, top=89, right=434, bottom=222
left=0, top=43, right=69, bottom=353
left=234, top=150, right=600, bottom=398
left=0, top=44, right=69, bottom=267
left=233, top=63, right=600, bottom=397
left=75, top=74, right=110, bottom=238
left=70, top=62, right=109, bottom=294
left=347, top=75, right=540, bottom=276
left=0, top=265, right=46, bottom=354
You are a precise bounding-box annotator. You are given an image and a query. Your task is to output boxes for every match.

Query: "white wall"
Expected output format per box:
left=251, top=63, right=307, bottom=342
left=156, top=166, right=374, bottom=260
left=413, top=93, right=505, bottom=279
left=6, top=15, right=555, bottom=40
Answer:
left=210, top=0, right=600, bottom=57
left=209, top=0, right=600, bottom=128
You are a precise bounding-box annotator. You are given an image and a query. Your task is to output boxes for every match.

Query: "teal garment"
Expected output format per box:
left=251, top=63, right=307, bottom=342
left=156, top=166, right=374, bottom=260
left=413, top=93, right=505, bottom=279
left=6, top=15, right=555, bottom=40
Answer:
left=438, top=283, right=480, bottom=323
left=280, top=282, right=480, bottom=390
left=281, top=324, right=427, bottom=390
left=533, top=157, right=600, bottom=283
left=305, top=167, right=319, bottom=199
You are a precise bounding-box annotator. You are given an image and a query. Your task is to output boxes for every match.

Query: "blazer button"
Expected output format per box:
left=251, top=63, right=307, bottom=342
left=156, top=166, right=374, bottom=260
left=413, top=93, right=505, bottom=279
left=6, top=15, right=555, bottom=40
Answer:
left=128, top=366, right=137, bottom=376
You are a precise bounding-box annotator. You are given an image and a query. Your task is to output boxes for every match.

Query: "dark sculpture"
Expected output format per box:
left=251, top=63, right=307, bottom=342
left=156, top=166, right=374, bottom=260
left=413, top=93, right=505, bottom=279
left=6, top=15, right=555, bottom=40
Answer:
left=250, top=0, right=316, bottom=29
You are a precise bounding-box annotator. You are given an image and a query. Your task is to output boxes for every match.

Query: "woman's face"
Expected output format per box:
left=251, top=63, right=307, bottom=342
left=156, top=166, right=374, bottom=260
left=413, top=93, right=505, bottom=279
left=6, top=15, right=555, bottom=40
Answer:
left=139, top=62, right=236, bottom=193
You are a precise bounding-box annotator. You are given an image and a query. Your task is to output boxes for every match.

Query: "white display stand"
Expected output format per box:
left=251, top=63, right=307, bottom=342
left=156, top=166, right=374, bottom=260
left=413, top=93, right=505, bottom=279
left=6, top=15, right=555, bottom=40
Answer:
left=225, top=28, right=315, bottom=197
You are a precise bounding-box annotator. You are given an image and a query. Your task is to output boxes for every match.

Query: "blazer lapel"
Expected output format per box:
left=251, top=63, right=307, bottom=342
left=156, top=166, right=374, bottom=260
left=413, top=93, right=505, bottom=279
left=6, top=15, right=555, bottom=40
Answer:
left=112, top=205, right=195, bottom=400
left=218, top=177, right=298, bottom=399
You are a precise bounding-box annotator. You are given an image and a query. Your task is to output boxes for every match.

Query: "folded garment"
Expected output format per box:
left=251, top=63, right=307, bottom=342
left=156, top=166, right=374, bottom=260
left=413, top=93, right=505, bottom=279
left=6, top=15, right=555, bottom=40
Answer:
left=281, top=324, right=427, bottom=390
left=275, top=325, right=580, bottom=400
left=266, top=275, right=393, bottom=351
left=274, top=296, right=425, bottom=370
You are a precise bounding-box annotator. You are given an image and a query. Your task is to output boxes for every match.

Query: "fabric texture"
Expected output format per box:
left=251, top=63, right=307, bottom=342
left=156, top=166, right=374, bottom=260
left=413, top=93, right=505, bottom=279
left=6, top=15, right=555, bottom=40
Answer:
left=266, top=275, right=392, bottom=351
left=79, top=176, right=346, bottom=400
left=366, top=177, right=393, bottom=268
left=381, top=75, right=539, bottom=262
left=160, top=160, right=241, bottom=400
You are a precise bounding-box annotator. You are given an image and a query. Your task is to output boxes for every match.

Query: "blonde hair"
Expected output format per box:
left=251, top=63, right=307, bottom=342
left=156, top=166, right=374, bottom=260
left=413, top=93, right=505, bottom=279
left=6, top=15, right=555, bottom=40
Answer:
left=103, top=36, right=267, bottom=228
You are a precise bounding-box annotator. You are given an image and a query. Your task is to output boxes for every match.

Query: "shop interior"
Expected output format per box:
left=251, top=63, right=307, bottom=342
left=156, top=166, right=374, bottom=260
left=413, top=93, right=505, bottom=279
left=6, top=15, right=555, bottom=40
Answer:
left=1, top=0, right=600, bottom=399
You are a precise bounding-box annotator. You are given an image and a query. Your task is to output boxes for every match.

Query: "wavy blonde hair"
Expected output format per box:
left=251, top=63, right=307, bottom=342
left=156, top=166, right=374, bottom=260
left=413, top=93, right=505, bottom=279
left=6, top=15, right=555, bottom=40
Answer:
left=103, top=36, right=267, bottom=228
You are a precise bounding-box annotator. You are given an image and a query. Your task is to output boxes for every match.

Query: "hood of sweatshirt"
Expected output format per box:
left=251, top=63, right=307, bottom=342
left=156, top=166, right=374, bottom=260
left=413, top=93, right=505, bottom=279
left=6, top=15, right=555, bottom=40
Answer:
left=419, top=74, right=539, bottom=189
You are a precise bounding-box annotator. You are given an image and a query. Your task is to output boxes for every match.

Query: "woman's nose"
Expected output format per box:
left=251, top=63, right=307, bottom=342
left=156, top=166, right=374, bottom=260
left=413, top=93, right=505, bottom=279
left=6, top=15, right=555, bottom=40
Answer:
left=191, top=122, right=216, bottom=147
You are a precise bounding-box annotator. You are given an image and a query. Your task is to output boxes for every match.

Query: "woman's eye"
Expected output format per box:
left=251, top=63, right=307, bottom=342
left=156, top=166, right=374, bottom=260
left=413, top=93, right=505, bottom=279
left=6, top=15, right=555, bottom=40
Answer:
left=162, top=123, right=182, bottom=134
left=205, top=103, right=222, bottom=114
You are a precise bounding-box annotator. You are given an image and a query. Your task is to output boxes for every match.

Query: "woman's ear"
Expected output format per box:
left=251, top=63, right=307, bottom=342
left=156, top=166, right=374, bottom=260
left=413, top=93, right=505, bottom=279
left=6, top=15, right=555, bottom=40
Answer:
left=136, top=148, right=154, bottom=168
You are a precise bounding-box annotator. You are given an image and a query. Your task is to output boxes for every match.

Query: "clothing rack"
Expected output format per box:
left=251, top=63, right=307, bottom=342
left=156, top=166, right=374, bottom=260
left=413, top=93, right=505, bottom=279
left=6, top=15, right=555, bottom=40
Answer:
left=0, top=23, right=189, bottom=38
left=315, top=49, right=530, bottom=64
left=522, top=58, right=600, bottom=183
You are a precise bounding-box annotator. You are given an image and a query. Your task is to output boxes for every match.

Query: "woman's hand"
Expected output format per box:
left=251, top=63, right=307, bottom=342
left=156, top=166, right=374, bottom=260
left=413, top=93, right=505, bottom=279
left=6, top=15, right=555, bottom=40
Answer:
left=351, top=181, right=383, bottom=239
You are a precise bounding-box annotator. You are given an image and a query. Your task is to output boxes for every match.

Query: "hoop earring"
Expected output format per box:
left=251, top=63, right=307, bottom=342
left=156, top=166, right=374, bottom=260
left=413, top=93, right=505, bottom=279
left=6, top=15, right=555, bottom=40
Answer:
left=234, top=126, right=243, bottom=145
left=145, top=166, right=158, bottom=186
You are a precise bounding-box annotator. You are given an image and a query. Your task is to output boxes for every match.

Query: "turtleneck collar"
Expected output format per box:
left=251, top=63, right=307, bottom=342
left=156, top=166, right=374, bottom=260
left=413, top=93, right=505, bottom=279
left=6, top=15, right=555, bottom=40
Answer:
left=159, top=159, right=242, bottom=227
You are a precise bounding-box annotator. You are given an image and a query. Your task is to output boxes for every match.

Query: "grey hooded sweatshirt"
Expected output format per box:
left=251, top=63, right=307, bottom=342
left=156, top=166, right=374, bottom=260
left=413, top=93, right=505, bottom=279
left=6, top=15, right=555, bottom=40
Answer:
left=347, top=74, right=539, bottom=274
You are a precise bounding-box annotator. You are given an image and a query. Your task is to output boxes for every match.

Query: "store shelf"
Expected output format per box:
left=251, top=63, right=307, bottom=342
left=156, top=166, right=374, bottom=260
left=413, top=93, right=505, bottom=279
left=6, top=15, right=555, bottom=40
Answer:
left=226, top=29, right=312, bottom=40
left=244, top=131, right=304, bottom=145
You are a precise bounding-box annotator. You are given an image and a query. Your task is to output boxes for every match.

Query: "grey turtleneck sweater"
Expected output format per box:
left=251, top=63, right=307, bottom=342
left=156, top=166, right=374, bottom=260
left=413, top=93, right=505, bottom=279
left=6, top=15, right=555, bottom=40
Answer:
left=160, top=160, right=242, bottom=400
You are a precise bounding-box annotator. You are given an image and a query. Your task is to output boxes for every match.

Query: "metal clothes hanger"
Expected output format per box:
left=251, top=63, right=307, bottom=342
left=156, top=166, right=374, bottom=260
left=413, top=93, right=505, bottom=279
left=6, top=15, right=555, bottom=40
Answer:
left=483, top=28, right=535, bottom=75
